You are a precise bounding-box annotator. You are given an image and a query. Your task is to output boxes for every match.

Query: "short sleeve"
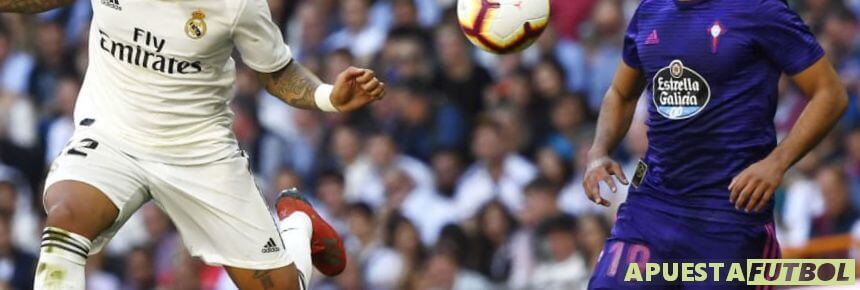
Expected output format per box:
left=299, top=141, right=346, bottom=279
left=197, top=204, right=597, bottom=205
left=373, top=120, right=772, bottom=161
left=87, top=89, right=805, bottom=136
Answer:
left=755, top=0, right=824, bottom=75
left=622, top=11, right=641, bottom=69
left=232, top=0, right=292, bottom=73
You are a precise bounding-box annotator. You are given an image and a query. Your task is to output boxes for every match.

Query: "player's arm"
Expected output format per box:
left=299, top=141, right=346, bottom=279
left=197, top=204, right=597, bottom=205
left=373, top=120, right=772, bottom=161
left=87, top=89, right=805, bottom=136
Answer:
left=583, top=61, right=646, bottom=207
left=258, top=61, right=384, bottom=112
left=731, top=58, right=848, bottom=212
left=0, top=0, right=73, bottom=13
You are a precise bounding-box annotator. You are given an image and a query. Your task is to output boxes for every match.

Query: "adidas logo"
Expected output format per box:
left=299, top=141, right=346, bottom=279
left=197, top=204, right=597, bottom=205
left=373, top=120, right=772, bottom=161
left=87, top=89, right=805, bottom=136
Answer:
left=645, top=29, right=659, bottom=45
left=261, top=238, right=280, bottom=254
left=101, top=0, right=121, bottom=11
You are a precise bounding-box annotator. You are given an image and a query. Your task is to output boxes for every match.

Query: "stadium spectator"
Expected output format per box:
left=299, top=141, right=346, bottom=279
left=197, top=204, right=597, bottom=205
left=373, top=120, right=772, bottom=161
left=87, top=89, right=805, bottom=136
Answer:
left=324, top=0, right=387, bottom=65
left=782, top=150, right=826, bottom=247
left=468, top=201, right=518, bottom=284
left=315, top=170, right=351, bottom=235
left=432, top=24, right=493, bottom=118
left=845, top=128, right=860, bottom=209
left=383, top=213, right=426, bottom=289
left=544, top=95, right=589, bottom=161
left=85, top=252, right=121, bottom=290
left=122, top=246, right=156, bottom=290
left=0, top=214, right=34, bottom=290
left=584, top=0, right=626, bottom=112
left=416, top=250, right=493, bottom=290
left=345, top=202, right=399, bottom=290
left=578, top=214, right=612, bottom=268
left=812, top=165, right=859, bottom=239
left=508, top=178, right=563, bottom=289
left=0, top=77, right=35, bottom=151
left=0, top=175, right=37, bottom=255
left=455, top=120, right=537, bottom=217
left=530, top=214, right=588, bottom=290
left=346, top=133, right=433, bottom=208
left=286, top=1, right=329, bottom=61
left=141, top=204, right=179, bottom=287
left=381, top=168, right=455, bottom=245
left=430, top=149, right=465, bottom=199
left=0, top=24, right=34, bottom=96
left=43, top=73, right=78, bottom=165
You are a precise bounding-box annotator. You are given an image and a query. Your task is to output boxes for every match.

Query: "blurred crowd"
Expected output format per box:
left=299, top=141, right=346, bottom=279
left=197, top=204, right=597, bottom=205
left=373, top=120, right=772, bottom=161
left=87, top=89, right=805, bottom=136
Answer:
left=0, top=0, right=859, bottom=289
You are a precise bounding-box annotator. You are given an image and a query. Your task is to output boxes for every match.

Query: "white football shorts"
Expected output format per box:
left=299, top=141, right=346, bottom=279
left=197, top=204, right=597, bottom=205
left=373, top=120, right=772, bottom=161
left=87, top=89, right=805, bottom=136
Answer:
left=44, top=129, right=292, bottom=270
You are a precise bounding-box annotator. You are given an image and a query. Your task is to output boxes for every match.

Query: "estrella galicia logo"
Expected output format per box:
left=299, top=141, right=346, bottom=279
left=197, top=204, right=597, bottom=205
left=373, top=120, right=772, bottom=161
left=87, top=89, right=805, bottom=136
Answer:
left=652, top=60, right=711, bottom=120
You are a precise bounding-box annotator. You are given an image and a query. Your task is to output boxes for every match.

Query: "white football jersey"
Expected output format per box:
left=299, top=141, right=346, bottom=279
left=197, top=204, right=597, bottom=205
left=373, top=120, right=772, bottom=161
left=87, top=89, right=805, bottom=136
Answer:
left=75, top=0, right=292, bottom=164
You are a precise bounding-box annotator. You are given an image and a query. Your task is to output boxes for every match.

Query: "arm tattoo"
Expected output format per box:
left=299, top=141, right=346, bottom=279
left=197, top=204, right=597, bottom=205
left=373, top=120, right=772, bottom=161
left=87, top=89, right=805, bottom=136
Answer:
left=0, top=0, right=73, bottom=13
left=252, top=270, right=276, bottom=289
left=259, top=61, right=321, bottom=110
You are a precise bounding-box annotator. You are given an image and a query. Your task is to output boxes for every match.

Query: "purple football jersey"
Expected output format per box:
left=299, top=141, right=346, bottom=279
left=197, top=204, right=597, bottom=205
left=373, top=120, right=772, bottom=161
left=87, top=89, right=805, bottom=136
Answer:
left=622, top=0, right=824, bottom=225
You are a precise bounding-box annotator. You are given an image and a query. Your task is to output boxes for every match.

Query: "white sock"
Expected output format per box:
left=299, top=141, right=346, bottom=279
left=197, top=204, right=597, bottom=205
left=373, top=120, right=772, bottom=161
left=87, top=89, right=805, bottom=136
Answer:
left=279, top=212, right=313, bottom=290
left=34, top=227, right=91, bottom=290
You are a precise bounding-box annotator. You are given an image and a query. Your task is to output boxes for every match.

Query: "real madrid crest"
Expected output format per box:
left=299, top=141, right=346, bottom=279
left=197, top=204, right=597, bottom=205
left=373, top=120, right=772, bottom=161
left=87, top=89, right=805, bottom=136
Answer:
left=185, top=9, right=207, bottom=40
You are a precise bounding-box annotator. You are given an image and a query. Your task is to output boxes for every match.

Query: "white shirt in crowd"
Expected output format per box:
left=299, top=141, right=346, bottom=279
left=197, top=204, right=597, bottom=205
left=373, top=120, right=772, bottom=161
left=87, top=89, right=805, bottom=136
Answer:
left=781, top=177, right=825, bottom=247
left=344, top=155, right=435, bottom=208
left=454, top=154, right=538, bottom=218
left=401, top=186, right=458, bottom=245
left=530, top=253, right=589, bottom=290
left=323, top=25, right=386, bottom=64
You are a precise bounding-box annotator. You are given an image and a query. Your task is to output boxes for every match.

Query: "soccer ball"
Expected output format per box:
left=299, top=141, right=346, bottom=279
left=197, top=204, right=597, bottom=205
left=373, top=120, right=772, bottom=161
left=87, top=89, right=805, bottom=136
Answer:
left=457, top=0, right=551, bottom=54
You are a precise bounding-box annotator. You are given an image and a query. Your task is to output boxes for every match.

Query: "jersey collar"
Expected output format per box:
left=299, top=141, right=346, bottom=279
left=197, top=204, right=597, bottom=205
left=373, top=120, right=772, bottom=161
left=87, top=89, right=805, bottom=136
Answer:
left=674, top=0, right=712, bottom=9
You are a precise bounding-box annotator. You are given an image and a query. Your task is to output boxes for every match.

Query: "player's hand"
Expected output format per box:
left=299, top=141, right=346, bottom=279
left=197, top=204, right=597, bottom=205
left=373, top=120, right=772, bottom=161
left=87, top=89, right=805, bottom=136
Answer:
left=331, top=67, right=385, bottom=112
left=729, top=158, right=787, bottom=213
left=582, top=155, right=628, bottom=207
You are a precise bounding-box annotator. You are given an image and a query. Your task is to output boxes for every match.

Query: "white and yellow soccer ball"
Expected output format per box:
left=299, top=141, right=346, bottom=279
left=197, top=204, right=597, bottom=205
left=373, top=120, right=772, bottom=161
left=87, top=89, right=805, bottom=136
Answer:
left=457, top=0, right=551, bottom=54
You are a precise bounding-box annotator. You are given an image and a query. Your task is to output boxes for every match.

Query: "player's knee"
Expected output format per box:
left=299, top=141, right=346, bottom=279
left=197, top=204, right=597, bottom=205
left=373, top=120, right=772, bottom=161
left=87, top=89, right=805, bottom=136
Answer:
left=45, top=199, right=112, bottom=240
left=44, top=182, right=118, bottom=238
left=45, top=201, right=77, bottom=226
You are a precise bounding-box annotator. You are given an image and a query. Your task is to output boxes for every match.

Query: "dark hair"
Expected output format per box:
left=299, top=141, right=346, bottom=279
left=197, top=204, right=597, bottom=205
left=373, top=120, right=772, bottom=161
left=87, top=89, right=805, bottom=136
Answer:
left=434, top=224, right=469, bottom=265
left=580, top=213, right=611, bottom=237
left=0, top=212, right=10, bottom=228
left=524, top=177, right=562, bottom=197
left=329, top=48, right=354, bottom=60
left=383, top=212, right=427, bottom=266
left=384, top=211, right=416, bottom=247
left=348, top=202, right=374, bottom=220
left=537, top=214, right=578, bottom=238
left=473, top=117, right=505, bottom=137
left=475, top=200, right=519, bottom=240
left=535, top=55, right=568, bottom=84
left=317, top=169, right=345, bottom=186
left=827, top=7, right=858, bottom=24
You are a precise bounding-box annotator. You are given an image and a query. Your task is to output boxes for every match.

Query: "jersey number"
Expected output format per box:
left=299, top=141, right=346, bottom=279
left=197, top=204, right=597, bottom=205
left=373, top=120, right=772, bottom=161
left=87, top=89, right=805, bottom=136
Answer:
left=605, top=241, right=652, bottom=277
left=67, top=138, right=99, bottom=157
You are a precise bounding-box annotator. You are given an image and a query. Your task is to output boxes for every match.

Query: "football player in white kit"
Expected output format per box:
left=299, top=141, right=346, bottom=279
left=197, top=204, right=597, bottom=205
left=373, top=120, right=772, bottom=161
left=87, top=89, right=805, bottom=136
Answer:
left=2, top=0, right=385, bottom=289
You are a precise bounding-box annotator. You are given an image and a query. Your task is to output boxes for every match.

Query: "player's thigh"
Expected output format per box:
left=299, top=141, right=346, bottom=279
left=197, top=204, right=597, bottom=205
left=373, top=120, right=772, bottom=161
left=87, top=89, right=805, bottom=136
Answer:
left=677, top=222, right=780, bottom=290
left=44, top=132, right=151, bottom=246
left=145, top=151, right=289, bottom=269
left=589, top=237, right=678, bottom=290
left=226, top=264, right=303, bottom=290
left=588, top=203, right=679, bottom=290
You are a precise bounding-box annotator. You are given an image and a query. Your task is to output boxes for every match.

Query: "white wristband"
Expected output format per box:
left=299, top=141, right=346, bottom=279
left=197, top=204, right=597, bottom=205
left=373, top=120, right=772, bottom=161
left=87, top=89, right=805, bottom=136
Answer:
left=314, top=84, right=338, bottom=112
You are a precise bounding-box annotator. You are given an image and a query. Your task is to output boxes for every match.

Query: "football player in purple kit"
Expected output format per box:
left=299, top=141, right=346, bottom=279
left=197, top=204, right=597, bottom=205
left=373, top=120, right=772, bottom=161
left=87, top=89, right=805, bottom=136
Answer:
left=583, top=0, right=848, bottom=289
